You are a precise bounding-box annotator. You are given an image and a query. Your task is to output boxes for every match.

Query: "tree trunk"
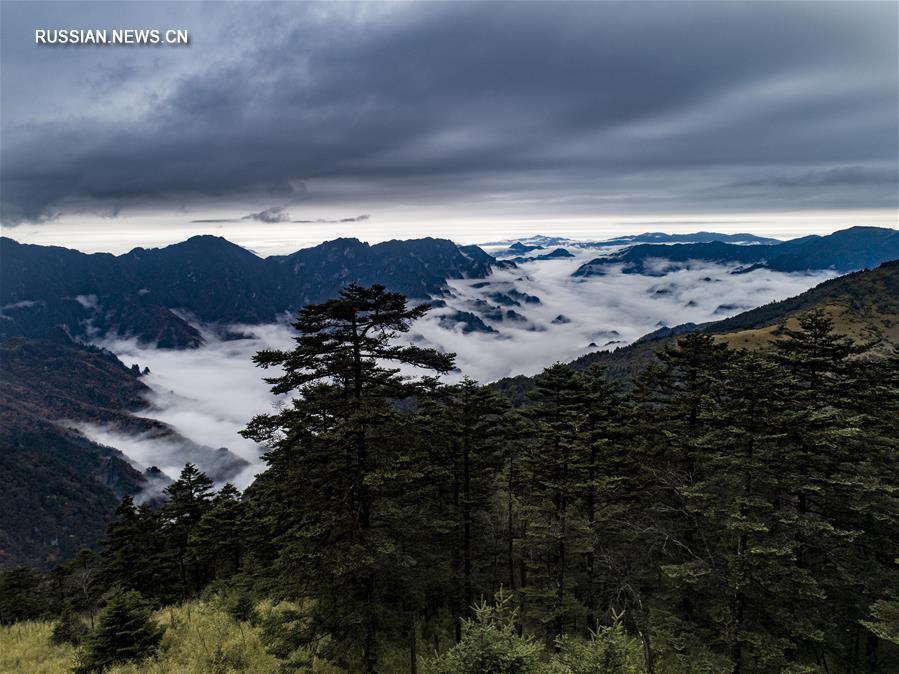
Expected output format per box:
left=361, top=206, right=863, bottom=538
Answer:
left=463, top=429, right=473, bottom=621
left=865, top=631, right=878, bottom=674
left=452, top=446, right=462, bottom=643
left=586, top=439, right=597, bottom=634
left=507, top=454, right=516, bottom=591
left=409, top=615, right=418, bottom=674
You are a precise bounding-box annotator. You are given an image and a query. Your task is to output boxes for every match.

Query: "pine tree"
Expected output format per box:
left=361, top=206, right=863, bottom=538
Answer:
left=0, top=566, right=50, bottom=624
left=242, top=283, right=454, bottom=672
left=425, top=377, right=510, bottom=640
left=74, top=589, right=164, bottom=673
left=553, top=614, right=645, bottom=674
left=769, top=311, right=892, bottom=670
left=424, top=589, right=542, bottom=674
left=658, top=350, right=825, bottom=670
left=782, top=317, right=898, bottom=671
left=631, top=333, right=732, bottom=654
left=99, top=496, right=165, bottom=601
left=578, top=364, right=634, bottom=634
left=520, top=363, right=591, bottom=642
left=188, top=482, right=245, bottom=582
left=50, top=601, right=88, bottom=646
left=160, top=463, right=215, bottom=599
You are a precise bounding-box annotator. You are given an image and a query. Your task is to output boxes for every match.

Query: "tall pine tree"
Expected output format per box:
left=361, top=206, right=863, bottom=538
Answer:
left=242, top=283, right=454, bottom=672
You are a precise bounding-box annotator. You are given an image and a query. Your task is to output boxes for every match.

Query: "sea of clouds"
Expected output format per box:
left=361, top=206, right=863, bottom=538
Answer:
left=86, top=251, right=834, bottom=488
left=412, top=250, right=835, bottom=380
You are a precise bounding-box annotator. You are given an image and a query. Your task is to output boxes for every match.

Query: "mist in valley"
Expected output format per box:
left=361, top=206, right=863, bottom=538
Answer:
left=87, top=252, right=835, bottom=485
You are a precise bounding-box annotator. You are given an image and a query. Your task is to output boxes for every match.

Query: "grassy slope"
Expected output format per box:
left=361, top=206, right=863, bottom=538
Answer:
left=0, top=601, right=429, bottom=673
left=0, top=602, right=282, bottom=674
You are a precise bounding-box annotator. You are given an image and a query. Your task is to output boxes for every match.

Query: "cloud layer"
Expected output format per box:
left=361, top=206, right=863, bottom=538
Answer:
left=90, top=257, right=835, bottom=483
left=97, top=323, right=296, bottom=488
left=1, top=2, right=896, bottom=225
left=411, top=252, right=836, bottom=380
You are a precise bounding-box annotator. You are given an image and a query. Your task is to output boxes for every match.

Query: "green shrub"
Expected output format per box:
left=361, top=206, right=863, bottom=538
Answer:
left=74, top=589, right=164, bottom=673
left=50, top=605, right=88, bottom=647
left=425, top=589, right=543, bottom=674
left=224, top=588, right=258, bottom=625
left=551, top=616, right=645, bottom=673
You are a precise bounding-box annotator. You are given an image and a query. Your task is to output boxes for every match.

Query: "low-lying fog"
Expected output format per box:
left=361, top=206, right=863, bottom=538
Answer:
left=90, top=250, right=835, bottom=489
left=89, top=324, right=295, bottom=490
left=417, top=252, right=835, bottom=379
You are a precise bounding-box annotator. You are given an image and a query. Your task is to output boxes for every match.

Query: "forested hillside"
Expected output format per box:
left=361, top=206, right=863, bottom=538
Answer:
left=0, top=336, right=247, bottom=569
left=2, top=283, right=896, bottom=673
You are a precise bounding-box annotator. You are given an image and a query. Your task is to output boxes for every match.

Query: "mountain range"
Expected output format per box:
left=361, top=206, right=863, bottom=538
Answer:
left=1, top=225, right=898, bottom=568
left=0, top=336, right=150, bottom=568
left=0, top=236, right=499, bottom=348
left=573, top=226, right=899, bottom=277
left=3, top=227, right=897, bottom=350
left=0, top=331, right=250, bottom=569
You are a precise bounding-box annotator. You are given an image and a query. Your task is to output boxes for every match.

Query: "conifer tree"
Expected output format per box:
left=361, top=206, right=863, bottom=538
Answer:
left=188, top=482, right=245, bottom=581
left=99, top=496, right=164, bottom=602
left=579, top=364, right=633, bottom=634
left=160, top=463, right=215, bottom=598
left=659, top=350, right=825, bottom=670
left=74, top=589, right=164, bottom=673
left=50, top=601, right=88, bottom=646
left=425, top=589, right=542, bottom=674
left=632, top=333, right=731, bottom=645
left=425, top=377, right=510, bottom=640
left=0, top=566, right=50, bottom=624
left=242, top=283, right=454, bottom=672
left=520, top=363, right=590, bottom=642
left=771, top=314, right=898, bottom=670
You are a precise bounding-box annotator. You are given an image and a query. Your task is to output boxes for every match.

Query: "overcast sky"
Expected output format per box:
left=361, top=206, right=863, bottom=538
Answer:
left=1, top=1, right=896, bottom=253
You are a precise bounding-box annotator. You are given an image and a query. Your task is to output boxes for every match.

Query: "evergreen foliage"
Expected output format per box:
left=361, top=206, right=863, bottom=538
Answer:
left=425, top=589, right=542, bottom=674
left=50, top=603, right=87, bottom=646
left=241, top=283, right=455, bottom=672
left=0, top=566, right=51, bottom=625
left=5, top=284, right=898, bottom=673
left=74, top=589, right=164, bottom=673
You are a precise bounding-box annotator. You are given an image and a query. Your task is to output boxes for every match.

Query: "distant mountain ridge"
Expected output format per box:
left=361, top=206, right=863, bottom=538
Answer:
left=489, top=231, right=778, bottom=257
left=3, top=227, right=895, bottom=349
left=481, top=231, right=781, bottom=255
left=0, top=236, right=499, bottom=348
left=599, top=231, right=780, bottom=246
left=573, top=226, right=899, bottom=277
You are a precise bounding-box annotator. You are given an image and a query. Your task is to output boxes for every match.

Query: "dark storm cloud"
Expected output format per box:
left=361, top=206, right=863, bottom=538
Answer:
left=243, top=206, right=291, bottom=223
left=1, top=1, right=896, bottom=224
left=730, top=166, right=899, bottom=189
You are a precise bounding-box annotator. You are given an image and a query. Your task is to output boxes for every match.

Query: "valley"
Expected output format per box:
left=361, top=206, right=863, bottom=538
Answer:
left=1, top=226, right=897, bottom=571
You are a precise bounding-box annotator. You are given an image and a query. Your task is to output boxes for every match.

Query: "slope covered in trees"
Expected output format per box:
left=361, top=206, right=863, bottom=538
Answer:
left=3, top=283, right=896, bottom=672
left=0, top=336, right=247, bottom=569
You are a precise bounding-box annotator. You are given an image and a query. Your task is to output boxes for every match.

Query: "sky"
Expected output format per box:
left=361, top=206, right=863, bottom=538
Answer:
left=1, top=1, right=897, bottom=253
